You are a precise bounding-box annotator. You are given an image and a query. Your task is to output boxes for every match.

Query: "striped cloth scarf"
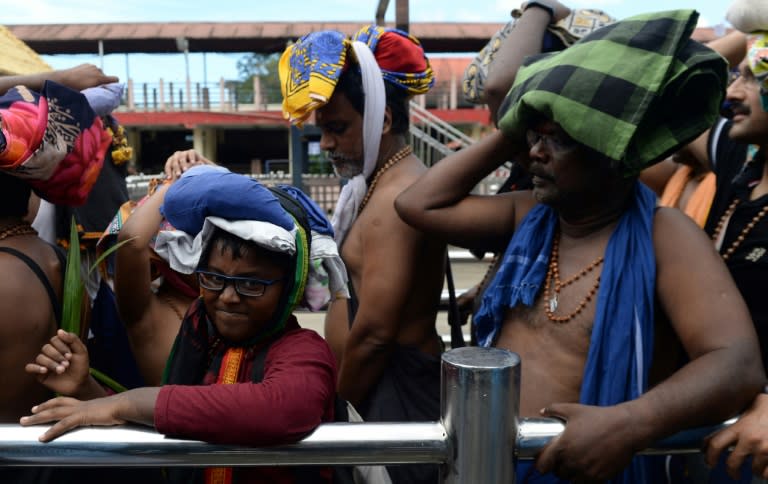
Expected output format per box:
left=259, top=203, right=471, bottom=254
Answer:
left=498, top=9, right=728, bottom=176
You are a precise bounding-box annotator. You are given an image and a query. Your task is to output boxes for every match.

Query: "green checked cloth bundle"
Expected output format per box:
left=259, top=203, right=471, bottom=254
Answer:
left=498, top=9, right=728, bottom=176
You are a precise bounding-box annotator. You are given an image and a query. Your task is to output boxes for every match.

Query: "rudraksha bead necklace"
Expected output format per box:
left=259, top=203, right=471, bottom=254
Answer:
left=358, top=145, right=412, bottom=214
left=711, top=199, right=768, bottom=261
left=543, top=232, right=604, bottom=323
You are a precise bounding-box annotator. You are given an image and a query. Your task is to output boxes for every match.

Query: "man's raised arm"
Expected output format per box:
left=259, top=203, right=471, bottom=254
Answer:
left=395, top=130, right=529, bottom=252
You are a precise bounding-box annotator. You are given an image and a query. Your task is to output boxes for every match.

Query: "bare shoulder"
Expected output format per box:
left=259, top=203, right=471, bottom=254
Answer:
left=651, top=208, right=755, bottom=358
left=652, top=207, right=717, bottom=261
left=367, top=157, right=427, bottom=220
left=388, top=155, right=429, bottom=191
left=0, top=246, right=56, bottom=335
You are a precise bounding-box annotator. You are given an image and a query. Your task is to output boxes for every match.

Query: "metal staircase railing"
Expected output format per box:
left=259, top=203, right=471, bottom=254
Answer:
left=409, top=101, right=475, bottom=166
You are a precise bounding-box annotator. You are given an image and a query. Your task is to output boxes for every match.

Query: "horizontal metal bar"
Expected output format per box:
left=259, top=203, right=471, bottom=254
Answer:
left=0, top=422, right=449, bottom=467
left=1, top=417, right=737, bottom=468
left=517, top=417, right=737, bottom=459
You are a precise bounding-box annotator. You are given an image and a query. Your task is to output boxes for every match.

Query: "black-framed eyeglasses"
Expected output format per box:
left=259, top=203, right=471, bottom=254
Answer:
left=196, top=270, right=283, bottom=297
left=729, top=68, right=759, bottom=86
left=525, top=129, right=578, bottom=153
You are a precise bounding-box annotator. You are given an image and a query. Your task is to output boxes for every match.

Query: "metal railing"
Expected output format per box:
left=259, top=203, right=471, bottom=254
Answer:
left=119, top=79, right=483, bottom=113
left=125, top=168, right=510, bottom=216
left=408, top=100, right=475, bottom=167
left=1, top=347, right=737, bottom=482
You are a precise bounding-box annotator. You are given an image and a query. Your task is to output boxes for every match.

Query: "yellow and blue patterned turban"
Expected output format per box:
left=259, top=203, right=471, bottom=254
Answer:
left=747, top=32, right=768, bottom=111
left=279, top=31, right=349, bottom=125
left=279, top=26, right=435, bottom=125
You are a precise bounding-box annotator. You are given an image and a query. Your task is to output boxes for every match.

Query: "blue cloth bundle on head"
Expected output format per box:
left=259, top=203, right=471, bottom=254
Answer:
left=157, top=166, right=349, bottom=313
left=275, top=184, right=334, bottom=237
left=161, top=165, right=294, bottom=235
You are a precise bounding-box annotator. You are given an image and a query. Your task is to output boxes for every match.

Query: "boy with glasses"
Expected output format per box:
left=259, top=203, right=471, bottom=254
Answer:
left=22, top=166, right=348, bottom=484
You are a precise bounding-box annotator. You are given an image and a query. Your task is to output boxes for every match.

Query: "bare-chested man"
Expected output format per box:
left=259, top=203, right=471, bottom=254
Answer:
left=0, top=69, right=114, bottom=483
left=279, top=26, right=445, bottom=483
left=0, top=65, right=116, bottom=422
left=396, top=9, right=764, bottom=483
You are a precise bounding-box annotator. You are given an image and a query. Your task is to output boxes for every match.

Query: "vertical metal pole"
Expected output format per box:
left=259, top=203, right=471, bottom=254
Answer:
left=159, top=79, right=165, bottom=111
left=395, top=0, right=409, bottom=33
left=375, top=0, right=390, bottom=25
left=203, top=52, right=208, bottom=85
left=98, top=40, right=104, bottom=70
left=290, top=125, right=307, bottom=192
left=441, top=347, right=519, bottom=483
left=185, top=48, right=192, bottom=110
left=219, top=77, right=226, bottom=111
left=127, top=78, right=134, bottom=110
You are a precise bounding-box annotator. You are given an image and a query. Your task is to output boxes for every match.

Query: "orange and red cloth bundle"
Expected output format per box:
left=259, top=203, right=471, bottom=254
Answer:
left=0, top=80, right=111, bottom=205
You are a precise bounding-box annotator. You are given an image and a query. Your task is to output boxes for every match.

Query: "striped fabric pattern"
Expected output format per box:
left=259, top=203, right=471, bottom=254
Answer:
left=352, top=25, right=435, bottom=95
left=498, top=9, right=728, bottom=176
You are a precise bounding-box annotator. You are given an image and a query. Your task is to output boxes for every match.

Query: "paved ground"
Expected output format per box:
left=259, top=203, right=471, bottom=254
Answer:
left=296, top=254, right=492, bottom=340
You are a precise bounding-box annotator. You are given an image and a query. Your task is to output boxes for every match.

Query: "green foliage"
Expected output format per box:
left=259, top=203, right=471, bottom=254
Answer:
left=235, top=52, right=283, bottom=105
left=308, top=159, right=335, bottom=175
left=60, top=217, right=134, bottom=337
left=90, top=367, right=128, bottom=393
left=61, top=219, right=83, bottom=334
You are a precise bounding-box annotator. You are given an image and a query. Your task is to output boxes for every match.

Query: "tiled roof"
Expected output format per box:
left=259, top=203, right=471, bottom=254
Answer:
left=7, top=22, right=503, bottom=54
left=5, top=21, right=728, bottom=59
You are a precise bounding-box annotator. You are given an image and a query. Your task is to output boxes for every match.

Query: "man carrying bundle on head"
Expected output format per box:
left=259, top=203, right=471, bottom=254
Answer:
left=278, top=25, right=447, bottom=484
left=396, top=9, right=764, bottom=483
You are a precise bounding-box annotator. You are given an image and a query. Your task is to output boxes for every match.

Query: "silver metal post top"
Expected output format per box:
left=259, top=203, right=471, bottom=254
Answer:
left=441, top=346, right=520, bottom=370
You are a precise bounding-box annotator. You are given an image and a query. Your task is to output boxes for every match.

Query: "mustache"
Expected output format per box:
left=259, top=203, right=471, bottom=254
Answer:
left=721, top=100, right=751, bottom=119
left=528, top=167, right=554, bottom=182
left=326, top=151, right=356, bottom=163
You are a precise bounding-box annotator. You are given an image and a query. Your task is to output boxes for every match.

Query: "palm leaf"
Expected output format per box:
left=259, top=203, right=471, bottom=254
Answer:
left=60, top=218, right=83, bottom=334
left=59, top=216, right=136, bottom=337
left=89, top=367, right=128, bottom=393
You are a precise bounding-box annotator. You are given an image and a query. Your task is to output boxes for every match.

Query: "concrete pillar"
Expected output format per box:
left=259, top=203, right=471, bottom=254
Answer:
left=219, top=77, right=226, bottom=111
left=417, top=93, right=426, bottom=108
left=158, top=78, right=166, bottom=111
left=253, top=76, right=262, bottom=108
left=193, top=127, right=217, bottom=162
left=125, top=128, right=141, bottom=172
left=449, top=74, right=457, bottom=110
left=127, top=79, right=135, bottom=111
left=186, top=77, right=192, bottom=111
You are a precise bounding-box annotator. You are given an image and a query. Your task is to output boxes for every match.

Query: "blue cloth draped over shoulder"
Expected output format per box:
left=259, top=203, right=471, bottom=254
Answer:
left=474, top=182, right=657, bottom=484
left=275, top=184, right=334, bottom=236
left=160, top=166, right=294, bottom=235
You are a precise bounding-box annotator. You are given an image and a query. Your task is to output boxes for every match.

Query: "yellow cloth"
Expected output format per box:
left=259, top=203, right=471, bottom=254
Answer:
left=279, top=31, right=349, bottom=125
left=659, top=165, right=716, bottom=228
left=0, top=25, right=51, bottom=75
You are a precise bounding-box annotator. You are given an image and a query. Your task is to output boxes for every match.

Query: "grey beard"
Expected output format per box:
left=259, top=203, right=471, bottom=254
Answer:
left=328, top=153, right=363, bottom=179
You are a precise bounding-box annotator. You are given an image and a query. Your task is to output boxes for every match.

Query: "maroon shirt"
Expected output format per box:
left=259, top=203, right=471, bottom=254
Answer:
left=155, top=323, right=337, bottom=483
